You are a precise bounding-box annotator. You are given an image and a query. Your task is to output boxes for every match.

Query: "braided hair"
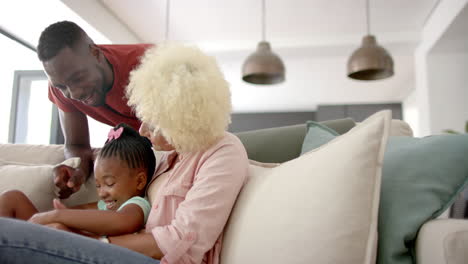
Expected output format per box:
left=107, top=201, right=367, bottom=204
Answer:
left=98, top=123, right=156, bottom=184
left=37, top=21, right=87, bottom=62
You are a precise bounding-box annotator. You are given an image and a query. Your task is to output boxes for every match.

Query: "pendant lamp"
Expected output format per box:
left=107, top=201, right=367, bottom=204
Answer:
left=347, top=0, right=394, bottom=80
left=242, top=0, right=285, bottom=85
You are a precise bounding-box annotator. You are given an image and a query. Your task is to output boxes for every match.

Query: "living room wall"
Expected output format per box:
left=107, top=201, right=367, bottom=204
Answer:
left=215, top=48, right=414, bottom=114
left=426, top=1, right=468, bottom=135
left=427, top=52, right=468, bottom=134
left=406, top=0, right=468, bottom=137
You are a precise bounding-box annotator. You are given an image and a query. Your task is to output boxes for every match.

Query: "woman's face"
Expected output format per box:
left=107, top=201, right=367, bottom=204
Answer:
left=139, top=122, right=175, bottom=151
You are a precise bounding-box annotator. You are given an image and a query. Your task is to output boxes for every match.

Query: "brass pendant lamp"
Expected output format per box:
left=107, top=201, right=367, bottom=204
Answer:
left=242, top=0, right=285, bottom=85
left=347, top=0, right=394, bottom=80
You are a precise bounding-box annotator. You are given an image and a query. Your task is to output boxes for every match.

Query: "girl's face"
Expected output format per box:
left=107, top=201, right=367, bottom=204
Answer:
left=94, top=156, right=146, bottom=210
left=139, top=122, right=175, bottom=151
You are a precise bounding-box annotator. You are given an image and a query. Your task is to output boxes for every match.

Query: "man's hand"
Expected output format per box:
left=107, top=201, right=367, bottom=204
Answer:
left=53, top=164, right=85, bottom=199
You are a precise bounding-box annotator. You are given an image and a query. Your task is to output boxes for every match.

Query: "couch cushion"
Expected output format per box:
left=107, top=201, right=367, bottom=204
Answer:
left=221, top=110, right=391, bottom=264
left=319, top=117, right=356, bottom=135
left=416, top=219, right=468, bottom=264
left=0, top=159, right=57, bottom=212
left=235, top=118, right=356, bottom=163
left=0, top=144, right=65, bottom=165
left=235, top=124, right=307, bottom=163
left=0, top=158, right=98, bottom=212
left=300, top=121, right=468, bottom=264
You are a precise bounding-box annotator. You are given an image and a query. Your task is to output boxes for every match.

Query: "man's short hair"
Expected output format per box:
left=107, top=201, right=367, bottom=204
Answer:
left=37, top=21, right=86, bottom=62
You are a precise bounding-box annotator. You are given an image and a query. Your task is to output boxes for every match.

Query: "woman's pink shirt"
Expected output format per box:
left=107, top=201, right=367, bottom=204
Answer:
left=145, top=132, right=248, bottom=264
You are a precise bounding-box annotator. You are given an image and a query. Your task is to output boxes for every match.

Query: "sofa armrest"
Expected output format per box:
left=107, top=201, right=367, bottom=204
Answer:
left=0, top=144, right=65, bottom=165
left=416, top=219, right=468, bottom=264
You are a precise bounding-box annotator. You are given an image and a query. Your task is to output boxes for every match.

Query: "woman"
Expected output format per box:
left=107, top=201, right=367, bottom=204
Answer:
left=0, top=44, right=249, bottom=264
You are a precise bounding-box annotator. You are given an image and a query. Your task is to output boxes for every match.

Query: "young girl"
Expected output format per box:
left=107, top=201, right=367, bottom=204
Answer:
left=0, top=123, right=156, bottom=238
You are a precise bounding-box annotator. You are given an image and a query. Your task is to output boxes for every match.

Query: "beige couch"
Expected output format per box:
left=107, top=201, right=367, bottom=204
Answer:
left=0, top=113, right=467, bottom=264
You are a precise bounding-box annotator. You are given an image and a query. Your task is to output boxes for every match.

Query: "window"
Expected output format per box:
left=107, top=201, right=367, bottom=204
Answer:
left=9, top=70, right=62, bottom=144
left=0, top=34, right=42, bottom=143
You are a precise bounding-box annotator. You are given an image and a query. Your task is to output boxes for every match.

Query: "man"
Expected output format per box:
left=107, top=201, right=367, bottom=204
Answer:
left=37, top=21, right=152, bottom=198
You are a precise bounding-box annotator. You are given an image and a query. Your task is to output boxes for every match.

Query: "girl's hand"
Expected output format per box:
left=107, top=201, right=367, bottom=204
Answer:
left=53, top=199, right=68, bottom=210
left=46, top=222, right=71, bottom=231
left=28, top=210, right=58, bottom=226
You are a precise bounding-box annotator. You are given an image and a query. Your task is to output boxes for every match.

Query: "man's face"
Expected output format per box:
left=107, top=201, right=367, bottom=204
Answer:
left=43, top=45, right=108, bottom=106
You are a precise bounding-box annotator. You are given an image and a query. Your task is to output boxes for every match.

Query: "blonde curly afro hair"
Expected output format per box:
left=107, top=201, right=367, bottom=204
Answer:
left=126, top=43, right=232, bottom=153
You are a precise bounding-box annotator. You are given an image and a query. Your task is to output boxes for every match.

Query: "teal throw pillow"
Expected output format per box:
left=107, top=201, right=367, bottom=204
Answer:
left=301, top=125, right=468, bottom=264
left=300, top=121, right=339, bottom=155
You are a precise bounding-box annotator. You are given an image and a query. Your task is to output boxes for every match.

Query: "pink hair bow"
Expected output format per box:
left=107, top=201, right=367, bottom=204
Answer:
left=108, top=127, right=124, bottom=141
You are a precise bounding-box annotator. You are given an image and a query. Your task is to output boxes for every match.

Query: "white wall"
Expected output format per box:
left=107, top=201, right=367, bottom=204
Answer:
left=411, top=0, right=468, bottom=136
left=214, top=46, right=415, bottom=113
left=426, top=53, right=468, bottom=134
left=402, top=89, right=420, bottom=136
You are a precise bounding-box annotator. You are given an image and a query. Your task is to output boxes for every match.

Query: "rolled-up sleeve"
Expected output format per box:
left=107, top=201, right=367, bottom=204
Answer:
left=151, top=142, right=248, bottom=264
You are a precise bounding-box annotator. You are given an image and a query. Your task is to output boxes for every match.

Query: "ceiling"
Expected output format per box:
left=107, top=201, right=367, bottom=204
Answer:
left=100, top=0, right=439, bottom=52
left=64, top=0, right=443, bottom=112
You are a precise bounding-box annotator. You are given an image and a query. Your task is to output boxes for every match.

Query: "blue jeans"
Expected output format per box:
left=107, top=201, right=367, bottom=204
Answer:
left=0, top=217, right=160, bottom=264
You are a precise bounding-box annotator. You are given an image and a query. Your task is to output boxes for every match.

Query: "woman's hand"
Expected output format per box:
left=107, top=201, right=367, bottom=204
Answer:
left=109, top=232, right=163, bottom=259
left=28, top=210, right=58, bottom=226
left=53, top=198, right=68, bottom=210
left=45, top=222, right=71, bottom=231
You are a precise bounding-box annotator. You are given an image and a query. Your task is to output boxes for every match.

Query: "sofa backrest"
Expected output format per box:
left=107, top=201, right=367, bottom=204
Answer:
left=235, top=118, right=356, bottom=163
left=0, top=144, right=65, bottom=165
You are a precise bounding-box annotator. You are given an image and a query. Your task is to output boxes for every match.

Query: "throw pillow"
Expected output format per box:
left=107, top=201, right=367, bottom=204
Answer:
left=0, top=159, right=56, bottom=212
left=300, top=121, right=468, bottom=264
left=0, top=158, right=98, bottom=212
left=301, top=119, right=413, bottom=156
left=388, top=119, right=414, bottom=137
left=300, top=121, right=339, bottom=155
left=221, top=110, right=391, bottom=264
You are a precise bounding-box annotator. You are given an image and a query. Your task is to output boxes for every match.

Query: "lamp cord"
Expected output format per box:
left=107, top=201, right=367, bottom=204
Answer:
left=262, top=0, right=266, bottom=41
left=366, top=0, right=370, bottom=35
left=165, top=0, right=170, bottom=41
